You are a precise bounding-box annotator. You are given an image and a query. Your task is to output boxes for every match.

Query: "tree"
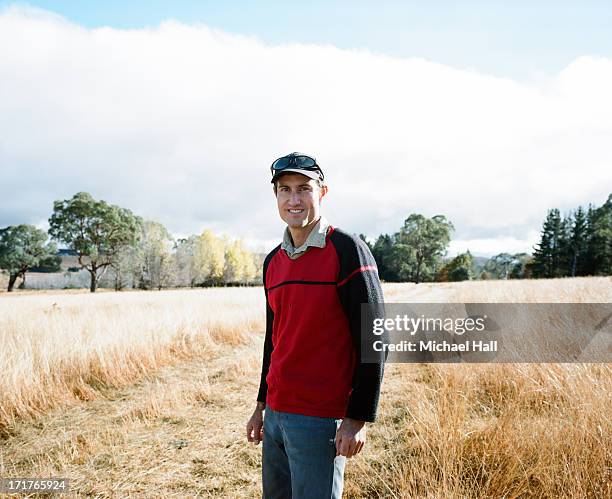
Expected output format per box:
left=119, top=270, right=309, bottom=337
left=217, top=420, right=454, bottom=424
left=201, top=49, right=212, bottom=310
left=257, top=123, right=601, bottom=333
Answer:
left=437, top=251, right=474, bottom=282
left=585, top=194, right=612, bottom=276
left=531, top=209, right=563, bottom=278
left=508, top=253, right=532, bottom=279
left=134, top=220, right=174, bottom=290
left=484, top=253, right=515, bottom=279
left=387, top=243, right=416, bottom=282
left=483, top=252, right=530, bottom=280
left=0, top=225, right=57, bottom=292
left=48, top=192, right=142, bottom=292
left=174, top=236, right=199, bottom=287
left=223, top=238, right=257, bottom=284
left=372, top=234, right=398, bottom=281
left=109, top=244, right=139, bottom=291
left=392, top=214, right=454, bottom=283
left=557, top=213, right=573, bottom=276
left=195, top=230, right=225, bottom=285
left=568, top=206, right=588, bottom=276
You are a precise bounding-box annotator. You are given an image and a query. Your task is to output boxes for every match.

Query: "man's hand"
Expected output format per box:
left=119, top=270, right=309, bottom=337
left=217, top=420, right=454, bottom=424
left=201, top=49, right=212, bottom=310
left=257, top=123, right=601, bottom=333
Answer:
left=335, top=418, right=366, bottom=458
left=246, top=403, right=265, bottom=445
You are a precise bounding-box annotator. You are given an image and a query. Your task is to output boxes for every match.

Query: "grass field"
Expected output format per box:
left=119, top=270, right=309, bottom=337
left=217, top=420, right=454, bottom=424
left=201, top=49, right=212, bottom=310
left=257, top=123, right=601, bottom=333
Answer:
left=0, top=278, right=610, bottom=497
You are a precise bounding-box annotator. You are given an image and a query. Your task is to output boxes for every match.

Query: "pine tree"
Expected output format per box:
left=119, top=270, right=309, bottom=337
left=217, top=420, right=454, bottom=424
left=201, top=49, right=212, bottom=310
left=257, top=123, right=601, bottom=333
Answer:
left=557, top=213, right=573, bottom=277
left=584, top=204, right=597, bottom=275
left=586, top=194, right=612, bottom=275
left=569, top=206, right=588, bottom=276
left=550, top=210, right=565, bottom=277
left=532, top=209, right=563, bottom=278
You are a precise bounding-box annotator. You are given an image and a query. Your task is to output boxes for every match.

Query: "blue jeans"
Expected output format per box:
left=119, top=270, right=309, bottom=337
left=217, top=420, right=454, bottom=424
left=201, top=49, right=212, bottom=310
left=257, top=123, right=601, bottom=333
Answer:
left=262, top=407, right=346, bottom=498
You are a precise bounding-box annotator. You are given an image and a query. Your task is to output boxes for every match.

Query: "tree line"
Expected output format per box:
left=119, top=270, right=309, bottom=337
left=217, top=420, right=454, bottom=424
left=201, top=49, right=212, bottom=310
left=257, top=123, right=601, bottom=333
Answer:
left=529, top=194, right=612, bottom=278
left=364, top=193, right=611, bottom=283
left=2, top=192, right=610, bottom=292
left=0, top=192, right=261, bottom=292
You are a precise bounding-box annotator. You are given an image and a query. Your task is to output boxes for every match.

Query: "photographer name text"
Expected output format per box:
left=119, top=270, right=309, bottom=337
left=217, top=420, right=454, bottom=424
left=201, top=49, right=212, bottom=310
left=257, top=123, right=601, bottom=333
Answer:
left=372, top=339, right=498, bottom=353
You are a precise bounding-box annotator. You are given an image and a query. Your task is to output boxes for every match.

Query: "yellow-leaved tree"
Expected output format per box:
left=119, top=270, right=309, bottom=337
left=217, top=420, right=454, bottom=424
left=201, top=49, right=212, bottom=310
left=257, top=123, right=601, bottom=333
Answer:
left=194, top=230, right=225, bottom=285
left=223, top=237, right=257, bottom=284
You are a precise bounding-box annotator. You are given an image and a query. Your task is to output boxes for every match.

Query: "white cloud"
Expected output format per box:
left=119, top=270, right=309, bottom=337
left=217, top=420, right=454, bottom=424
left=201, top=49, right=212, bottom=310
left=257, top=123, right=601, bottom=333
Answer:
left=1, top=6, right=611, bottom=256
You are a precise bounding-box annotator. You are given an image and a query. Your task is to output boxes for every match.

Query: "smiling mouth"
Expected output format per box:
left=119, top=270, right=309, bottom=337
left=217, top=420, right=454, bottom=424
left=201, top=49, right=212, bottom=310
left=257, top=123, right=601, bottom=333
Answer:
left=288, top=209, right=304, bottom=214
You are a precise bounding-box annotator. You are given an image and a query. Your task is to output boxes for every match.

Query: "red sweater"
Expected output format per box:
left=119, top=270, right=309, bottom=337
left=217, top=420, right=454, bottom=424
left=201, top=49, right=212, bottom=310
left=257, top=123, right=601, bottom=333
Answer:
left=257, top=225, right=385, bottom=421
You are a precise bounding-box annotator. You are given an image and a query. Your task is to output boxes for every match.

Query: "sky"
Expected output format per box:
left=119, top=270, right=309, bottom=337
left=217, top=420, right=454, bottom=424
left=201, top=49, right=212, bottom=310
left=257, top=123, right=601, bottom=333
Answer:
left=0, top=2, right=611, bottom=256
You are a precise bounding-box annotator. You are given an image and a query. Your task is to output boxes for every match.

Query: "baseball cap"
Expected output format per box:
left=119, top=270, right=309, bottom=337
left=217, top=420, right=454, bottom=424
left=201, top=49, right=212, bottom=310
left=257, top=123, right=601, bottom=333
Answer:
left=270, top=152, right=324, bottom=183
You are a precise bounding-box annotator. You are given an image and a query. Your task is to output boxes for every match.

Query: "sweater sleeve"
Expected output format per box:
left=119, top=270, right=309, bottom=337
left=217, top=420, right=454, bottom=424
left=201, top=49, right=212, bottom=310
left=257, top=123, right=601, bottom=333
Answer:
left=256, top=289, right=274, bottom=403
left=333, top=232, right=385, bottom=422
left=256, top=246, right=279, bottom=404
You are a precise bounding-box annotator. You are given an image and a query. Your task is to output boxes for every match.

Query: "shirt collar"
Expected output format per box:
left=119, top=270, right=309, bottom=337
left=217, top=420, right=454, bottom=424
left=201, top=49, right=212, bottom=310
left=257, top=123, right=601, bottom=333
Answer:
left=281, top=216, right=329, bottom=258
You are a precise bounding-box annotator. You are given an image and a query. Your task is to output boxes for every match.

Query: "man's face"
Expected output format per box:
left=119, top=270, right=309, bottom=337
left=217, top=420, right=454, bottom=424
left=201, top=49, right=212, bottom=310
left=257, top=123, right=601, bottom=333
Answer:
left=275, top=173, right=327, bottom=229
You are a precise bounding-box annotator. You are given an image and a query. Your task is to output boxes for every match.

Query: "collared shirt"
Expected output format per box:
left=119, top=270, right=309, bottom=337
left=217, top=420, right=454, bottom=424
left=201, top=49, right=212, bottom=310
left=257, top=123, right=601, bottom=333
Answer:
left=281, top=216, right=330, bottom=259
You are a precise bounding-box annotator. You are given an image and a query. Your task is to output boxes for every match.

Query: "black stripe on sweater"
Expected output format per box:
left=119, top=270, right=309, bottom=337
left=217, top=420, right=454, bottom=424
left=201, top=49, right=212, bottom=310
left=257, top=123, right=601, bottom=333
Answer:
left=266, top=280, right=337, bottom=291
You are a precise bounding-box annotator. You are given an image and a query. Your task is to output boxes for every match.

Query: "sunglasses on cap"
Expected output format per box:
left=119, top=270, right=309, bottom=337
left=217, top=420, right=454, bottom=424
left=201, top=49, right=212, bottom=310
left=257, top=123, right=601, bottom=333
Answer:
left=270, top=154, right=324, bottom=180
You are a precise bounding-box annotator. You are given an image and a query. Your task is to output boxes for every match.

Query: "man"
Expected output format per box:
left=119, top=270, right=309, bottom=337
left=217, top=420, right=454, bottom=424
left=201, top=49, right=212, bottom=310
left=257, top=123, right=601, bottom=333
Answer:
left=246, top=152, right=385, bottom=498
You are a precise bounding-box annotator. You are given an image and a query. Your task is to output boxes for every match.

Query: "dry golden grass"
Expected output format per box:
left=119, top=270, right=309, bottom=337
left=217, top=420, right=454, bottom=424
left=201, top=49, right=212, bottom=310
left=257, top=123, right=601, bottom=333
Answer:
left=0, top=277, right=610, bottom=498
left=383, top=275, right=612, bottom=303
left=344, top=277, right=612, bottom=498
left=0, top=288, right=264, bottom=437
left=350, top=362, right=611, bottom=498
